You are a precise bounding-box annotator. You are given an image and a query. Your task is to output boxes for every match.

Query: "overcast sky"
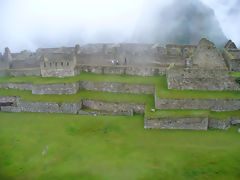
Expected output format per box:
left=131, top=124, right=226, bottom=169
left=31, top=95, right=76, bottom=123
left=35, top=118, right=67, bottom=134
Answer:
left=0, top=0, right=239, bottom=53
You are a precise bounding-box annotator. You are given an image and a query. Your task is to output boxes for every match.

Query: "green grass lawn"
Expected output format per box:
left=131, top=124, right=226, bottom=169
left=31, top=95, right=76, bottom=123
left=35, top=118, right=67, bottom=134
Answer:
left=0, top=112, right=239, bottom=180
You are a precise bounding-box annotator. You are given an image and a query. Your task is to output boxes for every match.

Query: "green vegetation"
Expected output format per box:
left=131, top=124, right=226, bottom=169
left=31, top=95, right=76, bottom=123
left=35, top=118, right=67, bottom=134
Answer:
left=229, top=72, right=240, bottom=77
left=0, top=73, right=239, bottom=100
left=0, top=112, right=240, bottom=180
left=0, top=89, right=154, bottom=107
left=0, top=88, right=240, bottom=119
left=209, top=110, right=240, bottom=120
left=0, top=73, right=240, bottom=119
left=0, top=73, right=160, bottom=85
left=235, top=77, right=240, bottom=84
left=0, top=72, right=240, bottom=179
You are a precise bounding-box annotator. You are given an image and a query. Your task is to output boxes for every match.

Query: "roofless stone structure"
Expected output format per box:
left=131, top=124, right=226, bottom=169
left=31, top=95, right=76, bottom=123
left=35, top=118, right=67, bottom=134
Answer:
left=0, top=38, right=240, bottom=91
left=0, top=38, right=240, bottom=130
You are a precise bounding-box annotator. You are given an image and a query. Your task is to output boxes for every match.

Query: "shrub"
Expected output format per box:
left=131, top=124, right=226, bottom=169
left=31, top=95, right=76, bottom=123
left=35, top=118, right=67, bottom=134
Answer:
left=235, top=77, right=240, bottom=84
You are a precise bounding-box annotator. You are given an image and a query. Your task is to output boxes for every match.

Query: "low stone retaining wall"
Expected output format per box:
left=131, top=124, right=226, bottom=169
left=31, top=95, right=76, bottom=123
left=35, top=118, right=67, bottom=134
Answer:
left=78, top=110, right=133, bottom=116
left=79, top=81, right=154, bottom=94
left=32, top=83, right=79, bottom=95
left=1, top=98, right=144, bottom=115
left=0, top=96, right=20, bottom=103
left=0, top=81, right=154, bottom=95
left=82, top=99, right=145, bottom=114
left=0, top=83, right=33, bottom=90
left=144, top=117, right=208, bottom=130
left=155, top=97, right=240, bottom=111
left=0, top=96, right=20, bottom=110
left=2, top=101, right=82, bottom=114
left=208, top=118, right=231, bottom=130
left=0, top=68, right=41, bottom=77
left=208, top=117, right=240, bottom=130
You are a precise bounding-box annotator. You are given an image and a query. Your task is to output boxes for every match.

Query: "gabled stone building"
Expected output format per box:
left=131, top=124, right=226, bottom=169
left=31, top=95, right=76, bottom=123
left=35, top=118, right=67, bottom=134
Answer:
left=40, top=53, right=77, bottom=77
left=222, top=40, right=240, bottom=72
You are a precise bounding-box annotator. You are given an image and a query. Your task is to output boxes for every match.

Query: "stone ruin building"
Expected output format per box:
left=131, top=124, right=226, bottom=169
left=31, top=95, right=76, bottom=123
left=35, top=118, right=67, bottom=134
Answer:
left=0, top=38, right=240, bottom=130
left=0, top=38, right=239, bottom=91
left=40, top=53, right=77, bottom=77
left=222, top=40, right=240, bottom=72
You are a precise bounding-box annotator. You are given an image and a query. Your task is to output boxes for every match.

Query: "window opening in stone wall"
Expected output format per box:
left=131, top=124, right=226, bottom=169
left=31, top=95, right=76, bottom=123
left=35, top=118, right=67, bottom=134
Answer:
left=55, top=62, right=57, bottom=67
left=44, top=63, right=46, bottom=67
left=61, top=62, right=63, bottom=67
left=67, top=62, right=69, bottom=66
left=50, top=63, right=52, bottom=67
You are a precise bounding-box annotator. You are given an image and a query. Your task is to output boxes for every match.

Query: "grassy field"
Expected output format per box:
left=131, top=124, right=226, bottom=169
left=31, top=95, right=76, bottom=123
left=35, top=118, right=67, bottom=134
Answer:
left=0, top=73, right=240, bottom=100
left=0, top=112, right=240, bottom=180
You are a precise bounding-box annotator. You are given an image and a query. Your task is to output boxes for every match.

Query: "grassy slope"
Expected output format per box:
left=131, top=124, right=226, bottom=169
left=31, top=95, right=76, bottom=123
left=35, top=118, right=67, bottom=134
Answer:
left=229, top=72, right=240, bottom=77
left=0, top=112, right=240, bottom=180
left=0, top=73, right=240, bottom=99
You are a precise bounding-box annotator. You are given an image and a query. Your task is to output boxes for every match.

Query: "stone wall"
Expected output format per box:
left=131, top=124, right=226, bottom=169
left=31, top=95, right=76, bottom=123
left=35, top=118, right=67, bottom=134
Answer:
left=79, top=81, right=154, bottom=94
left=208, top=117, right=240, bottom=130
left=0, top=68, right=41, bottom=77
left=0, top=83, right=33, bottom=90
left=8, top=68, right=41, bottom=76
left=208, top=118, right=231, bottom=130
left=32, top=83, right=79, bottom=95
left=1, top=101, right=82, bottom=114
left=10, top=59, right=40, bottom=69
left=222, top=49, right=240, bottom=71
left=1, top=99, right=144, bottom=115
left=78, top=110, right=133, bottom=116
left=155, top=97, right=240, bottom=111
left=0, top=96, right=20, bottom=103
left=167, top=68, right=240, bottom=91
left=144, top=117, right=208, bottom=130
left=78, top=65, right=166, bottom=76
left=0, top=96, right=19, bottom=110
left=0, top=81, right=155, bottom=95
left=82, top=99, right=145, bottom=114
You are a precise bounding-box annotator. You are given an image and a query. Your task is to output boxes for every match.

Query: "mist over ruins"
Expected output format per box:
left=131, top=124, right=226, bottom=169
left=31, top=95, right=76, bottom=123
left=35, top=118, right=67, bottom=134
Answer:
left=0, top=0, right=240, bottom=179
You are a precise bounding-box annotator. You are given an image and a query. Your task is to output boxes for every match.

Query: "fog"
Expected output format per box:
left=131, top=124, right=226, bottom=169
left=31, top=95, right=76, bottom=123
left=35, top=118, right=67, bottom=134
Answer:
left=133, top=0, right=228, bottom=47
left=0, top=0, right=239, bottom=53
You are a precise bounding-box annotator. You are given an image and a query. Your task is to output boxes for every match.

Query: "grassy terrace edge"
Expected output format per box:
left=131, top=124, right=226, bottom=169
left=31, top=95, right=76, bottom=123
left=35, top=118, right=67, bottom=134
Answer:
left=0, top=88, right=240, bottom=119
left=229, top=72, right=240, bottom=77
left=0, top=73, right=240, bottom=100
